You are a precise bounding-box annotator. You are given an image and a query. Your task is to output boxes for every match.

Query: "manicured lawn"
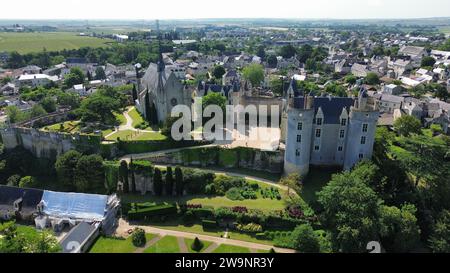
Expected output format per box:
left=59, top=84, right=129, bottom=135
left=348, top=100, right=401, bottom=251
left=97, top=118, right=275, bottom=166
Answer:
left=42, top=121, right=81, bottom=133
left=144, top=235, right=180, bottom=253
left=212, top=244, right=251, bottom=253
left=0, top=32, right=114, bottom=54
left=115, top=112, right=127, bottom=126
left=89, top=233, right=158, bottom=253
left=184, top=238, right=213, bottom=253
left=89, top=236, right=136, bottom=253
left=128, top=107, right=146, bottom=128
left=105, top=130, right=167, bottom=141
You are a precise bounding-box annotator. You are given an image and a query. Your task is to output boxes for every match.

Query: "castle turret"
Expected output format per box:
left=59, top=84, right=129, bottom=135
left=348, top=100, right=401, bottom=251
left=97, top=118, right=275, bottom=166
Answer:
left=343, top=88, right=379, bottom=170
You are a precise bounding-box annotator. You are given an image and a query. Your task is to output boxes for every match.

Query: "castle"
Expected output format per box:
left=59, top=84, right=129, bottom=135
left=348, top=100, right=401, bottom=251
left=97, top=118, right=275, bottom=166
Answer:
left=283, top=83, right=379, bottom=176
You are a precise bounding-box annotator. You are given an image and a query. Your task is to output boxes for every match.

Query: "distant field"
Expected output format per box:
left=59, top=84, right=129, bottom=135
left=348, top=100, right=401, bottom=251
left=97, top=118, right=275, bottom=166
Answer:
left=439, top=26, right=450, bottom=35
left=0, top=32, right=114, bottom=53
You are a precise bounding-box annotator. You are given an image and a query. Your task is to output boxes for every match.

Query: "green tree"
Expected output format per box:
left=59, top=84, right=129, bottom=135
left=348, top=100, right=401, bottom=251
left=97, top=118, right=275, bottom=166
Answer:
left=242, top=64, right=264, bottom=87
left=165, top=166, right=174, bottom=196
left=393, top=115, right=422, bottom=137
left=40, top=96, right=57, bottom=113
left=256, top=45, right=266, bottom=60
left=279, top=44, right=297, bottom=59
left=267, top=55, right=278, bottom=68
left=191, top=237, right=204, bottom=252
left=345, top=75, right=357, bottom=85
left=18, top=176, right=37, bottom=188
left=429, top=210, right=450, bottom=253
left=63, top=67, right=85, bottom=89
left=212, top=65, right=226, bottom=79
left=379, top=204, right=420, bottom=252
left=30, top=104, right=47, bottom=118
left=6, top=51, right=24, bottom=68
left=119, top=160, right=129, bottom=193
left=175, top=167, right=184, bottom=196
left=153, top=168, right=163, bottom=196
left=365, top=72, right=380, bottom=85
left=421, top=56, right=436, bottom=68
left=74, top=155, right=104, bottom=193
left=317, top=171, right=380, bottom=252
left=5, top=106, right=26, bottom=123
left=291, top=224, right=321, bottom=253
left=76, top=87, right=123, bottom=124
left=131, top=228, right=146, bottom=247
left=280, top=173, right=302, bottom=201
left=94, top=66, right=106, bottom=80
left=55, top=150, right=82, bottom=189
left=202, top=92, right=227, bottom=113
left=7, top=174, right=21, bottom=187
left=132, top=84, right=138, bottom=102
left=57, top=92, right=81, bottom=109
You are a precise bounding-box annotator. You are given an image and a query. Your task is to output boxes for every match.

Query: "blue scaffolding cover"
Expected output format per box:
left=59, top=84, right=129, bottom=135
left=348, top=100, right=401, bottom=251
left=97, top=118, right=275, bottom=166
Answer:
left=42, top=190, right=108, bottom=221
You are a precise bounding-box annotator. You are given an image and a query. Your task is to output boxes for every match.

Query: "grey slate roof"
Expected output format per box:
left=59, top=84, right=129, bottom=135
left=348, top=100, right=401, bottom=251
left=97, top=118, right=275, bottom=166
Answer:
left=0, top=185, right=43, bottom=209
left=293, top=96, right=354, bottom=124
left=141, top=63, right=170, bottom=92
left=60, top=222, right=98, bottom=253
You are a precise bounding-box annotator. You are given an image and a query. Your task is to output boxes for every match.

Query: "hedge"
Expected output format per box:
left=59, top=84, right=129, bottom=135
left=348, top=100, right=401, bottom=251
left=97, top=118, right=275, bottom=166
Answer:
left=190, top=208, right=215, bottom=219
left=127, top=203, right=177, bottom=221
left=201, top=220, right=217, bottom=230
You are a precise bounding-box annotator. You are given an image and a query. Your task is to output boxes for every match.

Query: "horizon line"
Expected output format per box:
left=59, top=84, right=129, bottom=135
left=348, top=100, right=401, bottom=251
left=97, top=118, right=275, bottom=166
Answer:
left=0, top=16, right=450, bottom=22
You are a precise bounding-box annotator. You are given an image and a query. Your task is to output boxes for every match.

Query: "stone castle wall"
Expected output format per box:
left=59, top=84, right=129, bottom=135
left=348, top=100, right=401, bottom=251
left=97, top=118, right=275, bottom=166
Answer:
left=1, top=127, right=101, bottom=160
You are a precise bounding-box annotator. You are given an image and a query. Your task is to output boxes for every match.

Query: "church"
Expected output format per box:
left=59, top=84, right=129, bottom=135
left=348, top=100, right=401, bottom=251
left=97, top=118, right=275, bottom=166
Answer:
left=136, top=53, right=192, bottom=124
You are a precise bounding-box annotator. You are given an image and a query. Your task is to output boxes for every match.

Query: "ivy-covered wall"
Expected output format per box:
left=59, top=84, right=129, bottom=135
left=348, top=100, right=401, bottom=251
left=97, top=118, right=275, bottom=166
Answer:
left=147, top=146, right=284, bottom=174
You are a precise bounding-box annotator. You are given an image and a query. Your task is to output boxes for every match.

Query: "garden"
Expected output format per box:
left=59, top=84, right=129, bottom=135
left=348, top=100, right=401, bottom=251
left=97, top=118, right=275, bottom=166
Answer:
left=88, top=228, right=262, bottom=253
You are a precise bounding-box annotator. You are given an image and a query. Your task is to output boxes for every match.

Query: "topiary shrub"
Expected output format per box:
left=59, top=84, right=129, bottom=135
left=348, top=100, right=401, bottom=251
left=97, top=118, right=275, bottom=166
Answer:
left=131, top=228, right=146, bottom=247
left=225, top=187, right=244, bottom=201
left=191, top=237, right=204, bottom=252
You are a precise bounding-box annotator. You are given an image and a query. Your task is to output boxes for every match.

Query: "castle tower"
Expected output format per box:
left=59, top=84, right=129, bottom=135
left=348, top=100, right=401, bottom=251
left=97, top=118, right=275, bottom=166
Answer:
left=343, top=88, right=379, bottom=170
left=284, top=96, right=315, bottom=176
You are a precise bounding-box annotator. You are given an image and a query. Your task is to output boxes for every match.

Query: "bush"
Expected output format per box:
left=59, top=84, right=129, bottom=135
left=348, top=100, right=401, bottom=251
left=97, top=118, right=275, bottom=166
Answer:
left=191, top=208, right=215, bottom=219
left=191, top=237, right=204, bottom=252
left=213, top=175, right=246, bottom=195
left=214, top=207, right=237, bottom=221
left=202, top=220, right=217, bottom=230
left=225, top=187, right=244, bottom=201
left=183, top=168, right=215, bottom=194
left=131, top=228, right=146, bottom=247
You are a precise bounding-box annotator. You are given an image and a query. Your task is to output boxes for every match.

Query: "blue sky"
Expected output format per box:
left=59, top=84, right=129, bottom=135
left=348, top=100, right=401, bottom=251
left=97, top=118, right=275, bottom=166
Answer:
left=1, top=0, right=450, bottom=20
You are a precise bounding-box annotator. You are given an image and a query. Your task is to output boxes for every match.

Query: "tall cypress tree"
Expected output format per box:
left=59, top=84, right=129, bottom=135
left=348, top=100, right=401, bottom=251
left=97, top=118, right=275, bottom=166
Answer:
left=153, top=168, right=163, bottom=196
left=165, top=166, right=174, bottom=196
left=175, top=167, right=184, bottom=196
left=132, top=84, right=138, bottom=102
left=129, top=158, right=136, bottom=193
left=119, top=160, right=129, bottom=193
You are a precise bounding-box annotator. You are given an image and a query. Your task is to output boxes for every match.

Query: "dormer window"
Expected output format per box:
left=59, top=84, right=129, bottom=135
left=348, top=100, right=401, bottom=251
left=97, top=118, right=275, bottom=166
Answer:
left=316, top=118, right=323, bottom=126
